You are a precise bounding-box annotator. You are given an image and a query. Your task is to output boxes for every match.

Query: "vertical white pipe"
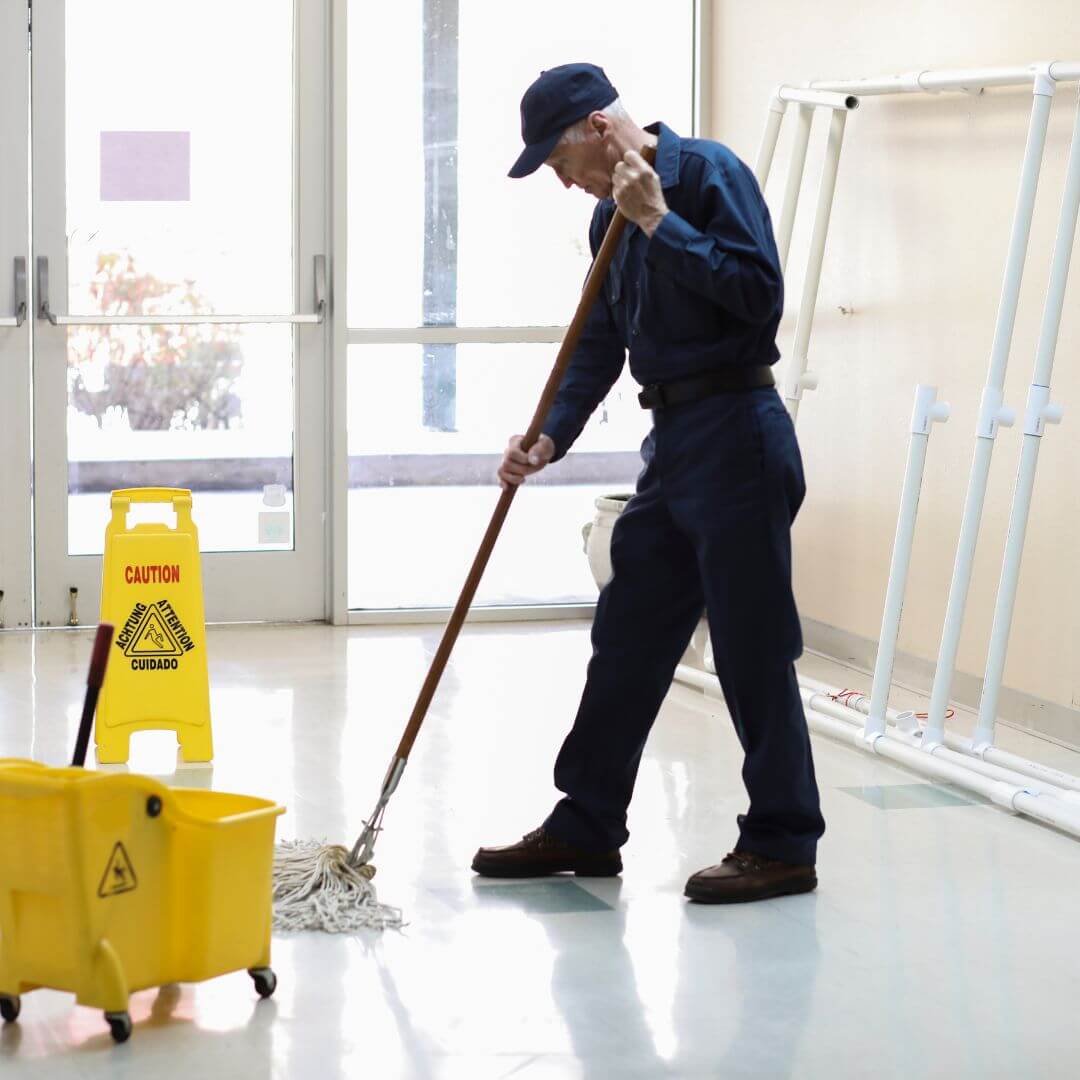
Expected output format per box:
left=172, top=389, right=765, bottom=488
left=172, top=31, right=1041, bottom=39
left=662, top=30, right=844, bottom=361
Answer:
left=776, top=104, right=814, bottom=273
left=923, top=78, right=1055, bottom=748
left=974, top=85, right=1080, bottom=748
left=755, top=100, right=787, bottom=190
left=866, top=386, right=950, bottom=738
left=986, top=81, right=1058, bottom=389
left=973, top=439, right=1041, bottom=744
left=785, top=107, right=847, bottom=421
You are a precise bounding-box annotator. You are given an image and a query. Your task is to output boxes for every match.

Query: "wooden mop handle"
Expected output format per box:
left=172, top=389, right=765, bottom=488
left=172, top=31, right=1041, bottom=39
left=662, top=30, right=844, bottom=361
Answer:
left=393, top=147, right=654, bottom=762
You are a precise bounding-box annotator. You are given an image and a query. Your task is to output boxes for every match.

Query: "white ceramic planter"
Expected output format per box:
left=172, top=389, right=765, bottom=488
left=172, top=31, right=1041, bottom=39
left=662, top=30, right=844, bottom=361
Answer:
left=581, top=494, right=632, bottom=589
left=581, top=492, right=713, bottom=672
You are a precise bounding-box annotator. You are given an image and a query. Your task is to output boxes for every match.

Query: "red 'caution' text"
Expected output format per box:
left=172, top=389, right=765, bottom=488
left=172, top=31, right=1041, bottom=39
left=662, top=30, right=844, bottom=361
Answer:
left=125, top=564, right=181, bottom=585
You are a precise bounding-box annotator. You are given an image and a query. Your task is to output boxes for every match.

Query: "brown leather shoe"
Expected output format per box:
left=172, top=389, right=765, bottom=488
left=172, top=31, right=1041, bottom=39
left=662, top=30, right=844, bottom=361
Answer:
left=472, top=827, right=622, bottom=878
left=684, top=851, right=816, bottom=904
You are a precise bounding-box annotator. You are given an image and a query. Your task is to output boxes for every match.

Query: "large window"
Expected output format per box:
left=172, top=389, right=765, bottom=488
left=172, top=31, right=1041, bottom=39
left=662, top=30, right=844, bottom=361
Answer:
left=64, top=0, right=296, bottom=555
left=348, top=0, right=696, bottom=610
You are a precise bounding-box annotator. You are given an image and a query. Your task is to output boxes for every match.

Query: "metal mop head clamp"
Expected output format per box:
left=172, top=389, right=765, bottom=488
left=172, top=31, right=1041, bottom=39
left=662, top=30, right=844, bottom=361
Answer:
left=348, top=758, right=406, bottom=867
left=270, top=152, right=649, bottom=934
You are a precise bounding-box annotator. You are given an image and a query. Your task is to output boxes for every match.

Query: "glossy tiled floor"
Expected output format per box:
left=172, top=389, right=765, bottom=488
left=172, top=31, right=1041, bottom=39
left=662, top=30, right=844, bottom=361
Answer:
left=1, top=621, right=1079, bottom=1078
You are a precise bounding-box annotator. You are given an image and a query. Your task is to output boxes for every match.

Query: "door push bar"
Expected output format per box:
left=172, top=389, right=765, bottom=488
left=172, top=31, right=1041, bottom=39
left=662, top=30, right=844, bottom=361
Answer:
left=36, top=254, right=326, bottom=326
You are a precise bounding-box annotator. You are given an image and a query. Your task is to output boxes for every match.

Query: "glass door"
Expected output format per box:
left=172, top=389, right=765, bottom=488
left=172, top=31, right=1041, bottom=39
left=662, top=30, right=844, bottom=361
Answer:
left=29, top=0, right=330, bottom=626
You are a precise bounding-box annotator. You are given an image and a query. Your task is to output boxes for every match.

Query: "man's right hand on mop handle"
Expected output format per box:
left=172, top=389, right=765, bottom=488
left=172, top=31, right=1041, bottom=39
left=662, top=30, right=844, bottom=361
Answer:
left=498, top=432, right=556, bottom=490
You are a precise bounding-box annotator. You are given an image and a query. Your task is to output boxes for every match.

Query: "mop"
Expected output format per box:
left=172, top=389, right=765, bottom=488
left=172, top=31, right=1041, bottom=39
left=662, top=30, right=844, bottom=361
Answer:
left=272, top=158, right=648, bottom=933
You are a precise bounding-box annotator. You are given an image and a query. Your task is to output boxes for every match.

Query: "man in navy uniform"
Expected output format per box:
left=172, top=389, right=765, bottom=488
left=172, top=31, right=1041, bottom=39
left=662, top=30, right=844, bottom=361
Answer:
left=472, top=64, right=824, bottom=903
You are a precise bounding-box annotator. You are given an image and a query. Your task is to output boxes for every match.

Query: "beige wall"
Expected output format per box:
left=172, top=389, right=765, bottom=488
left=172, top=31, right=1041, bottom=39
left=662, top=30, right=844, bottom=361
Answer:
left=708, top=2, right=1080, bottom=718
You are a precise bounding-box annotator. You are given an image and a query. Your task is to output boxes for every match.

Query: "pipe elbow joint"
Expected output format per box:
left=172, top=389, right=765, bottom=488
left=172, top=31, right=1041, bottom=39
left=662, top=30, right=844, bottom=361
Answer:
left=1032, top=63, right=1057, bottom=98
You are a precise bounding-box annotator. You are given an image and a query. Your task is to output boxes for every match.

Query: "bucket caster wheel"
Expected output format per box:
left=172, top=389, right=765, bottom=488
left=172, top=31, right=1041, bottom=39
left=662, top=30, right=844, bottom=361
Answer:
left=249, top=967, right=277, bottom=999
left=105, top=1011, right=132, bottom=1044
left=0, top=995, right=20, bottom=1023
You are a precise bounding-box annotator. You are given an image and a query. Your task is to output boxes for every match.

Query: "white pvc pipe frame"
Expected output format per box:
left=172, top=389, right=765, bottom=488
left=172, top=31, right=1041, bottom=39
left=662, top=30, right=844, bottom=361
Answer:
left=675, top=60, right=1080, bottom=837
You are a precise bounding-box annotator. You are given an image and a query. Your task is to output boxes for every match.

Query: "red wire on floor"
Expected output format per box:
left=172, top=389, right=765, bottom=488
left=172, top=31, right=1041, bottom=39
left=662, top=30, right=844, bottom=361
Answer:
left=830, top=689, right=953, bottom=721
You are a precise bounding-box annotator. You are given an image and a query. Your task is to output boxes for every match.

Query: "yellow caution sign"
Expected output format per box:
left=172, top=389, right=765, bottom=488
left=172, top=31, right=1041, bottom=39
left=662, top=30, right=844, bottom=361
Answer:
left=97, top=488, right=212, bottom=764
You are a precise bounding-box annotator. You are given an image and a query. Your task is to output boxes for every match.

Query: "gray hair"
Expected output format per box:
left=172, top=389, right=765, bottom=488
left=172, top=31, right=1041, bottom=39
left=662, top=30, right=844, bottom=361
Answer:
left=557, top=98, right=629, bottom=146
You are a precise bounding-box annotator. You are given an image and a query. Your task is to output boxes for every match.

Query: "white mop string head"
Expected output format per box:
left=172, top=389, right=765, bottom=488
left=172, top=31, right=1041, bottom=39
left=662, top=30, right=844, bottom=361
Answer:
left=272, top=839, right=404, bottom=933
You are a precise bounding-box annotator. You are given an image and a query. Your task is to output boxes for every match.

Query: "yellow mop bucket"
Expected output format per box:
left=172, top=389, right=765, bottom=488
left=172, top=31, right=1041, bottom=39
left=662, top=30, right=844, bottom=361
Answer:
left=98, top=488, right=212, bottom=765
left=0, top=759, right=283, bottom=1043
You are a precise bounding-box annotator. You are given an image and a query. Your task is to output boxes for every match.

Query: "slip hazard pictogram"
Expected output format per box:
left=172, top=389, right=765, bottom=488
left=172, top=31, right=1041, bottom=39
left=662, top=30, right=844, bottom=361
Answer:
left=126, top=605, right=183, bottom=658
left=114, top=601, right=197, bottom=671
left=97, top=841, right=138, bottom=898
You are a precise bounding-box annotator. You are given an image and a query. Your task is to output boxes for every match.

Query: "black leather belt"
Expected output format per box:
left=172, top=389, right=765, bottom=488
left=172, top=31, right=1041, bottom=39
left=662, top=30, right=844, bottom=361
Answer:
left=637, top=366, right=775, bottom=410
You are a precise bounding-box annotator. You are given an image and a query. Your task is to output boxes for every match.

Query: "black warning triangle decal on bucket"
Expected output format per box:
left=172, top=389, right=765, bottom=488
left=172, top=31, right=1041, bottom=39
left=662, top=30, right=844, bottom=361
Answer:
left=98, top=841, right=138, bottom=898
left=125, top=603, right=183, bottom=658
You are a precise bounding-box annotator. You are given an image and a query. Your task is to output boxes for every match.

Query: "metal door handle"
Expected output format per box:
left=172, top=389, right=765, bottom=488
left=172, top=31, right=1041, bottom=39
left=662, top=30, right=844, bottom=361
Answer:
left=0, top=257, right=27, bottom=327
left=37, top=254, right=326, bottom=326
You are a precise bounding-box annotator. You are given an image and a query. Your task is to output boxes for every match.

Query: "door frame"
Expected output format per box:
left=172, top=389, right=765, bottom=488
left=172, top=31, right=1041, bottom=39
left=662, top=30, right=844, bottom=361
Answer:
left=0, top=1, right=31, bottom=629
left=28, top=0, right=334, bottom=626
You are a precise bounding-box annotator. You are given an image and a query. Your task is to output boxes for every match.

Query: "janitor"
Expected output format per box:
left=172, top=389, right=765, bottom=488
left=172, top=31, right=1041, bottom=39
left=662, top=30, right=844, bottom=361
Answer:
left=473, top=64, right=825, bottom=903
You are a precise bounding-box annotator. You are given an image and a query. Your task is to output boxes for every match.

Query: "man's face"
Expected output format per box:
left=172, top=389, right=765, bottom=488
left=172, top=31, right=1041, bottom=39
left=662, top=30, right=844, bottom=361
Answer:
left=544, top=119, right=616, bottom=200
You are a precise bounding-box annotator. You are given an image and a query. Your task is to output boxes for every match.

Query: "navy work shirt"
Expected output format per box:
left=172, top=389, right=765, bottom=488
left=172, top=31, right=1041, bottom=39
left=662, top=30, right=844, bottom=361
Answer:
left=543, top=122, right=783, bottom=460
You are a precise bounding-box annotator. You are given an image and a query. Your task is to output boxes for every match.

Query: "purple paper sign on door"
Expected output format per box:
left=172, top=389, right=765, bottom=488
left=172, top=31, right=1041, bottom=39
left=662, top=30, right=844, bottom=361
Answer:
left=100, top=131, right=191, bottom=201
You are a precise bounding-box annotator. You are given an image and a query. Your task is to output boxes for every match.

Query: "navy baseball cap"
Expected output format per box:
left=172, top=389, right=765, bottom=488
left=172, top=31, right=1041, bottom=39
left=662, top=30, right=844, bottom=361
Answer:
left=509, top=63, right=619, bottom=179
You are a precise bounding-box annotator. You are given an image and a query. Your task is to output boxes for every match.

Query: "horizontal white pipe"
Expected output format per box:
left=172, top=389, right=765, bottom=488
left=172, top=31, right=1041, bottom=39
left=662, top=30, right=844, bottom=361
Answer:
left=0, top=317, right=19, bottom=327
left=796, top=671, right=1080, bottom=793
left=776, top=86, right=859, bottom=111
left=677, top=664, right=1080, bottom=798
left=1052, top=62, right=1080, bottom=83
left=775, top=105, right=813, bottom=273
left=682, top=665, right=1080, bottom=803
left=812, top=61, right=1080, bottom=97
left=674, top=662, right=718, bottom=696
left=976, top=743, right=1080, bottom=792
left=801, top=691, right=1080, bottom=837
left=810, top=686, right=1080, bottom=803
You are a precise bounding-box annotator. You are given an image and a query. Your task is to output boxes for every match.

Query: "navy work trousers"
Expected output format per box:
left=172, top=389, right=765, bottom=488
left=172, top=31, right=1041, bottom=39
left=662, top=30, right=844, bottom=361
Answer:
left=544, top=386, right=825, bottom=865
